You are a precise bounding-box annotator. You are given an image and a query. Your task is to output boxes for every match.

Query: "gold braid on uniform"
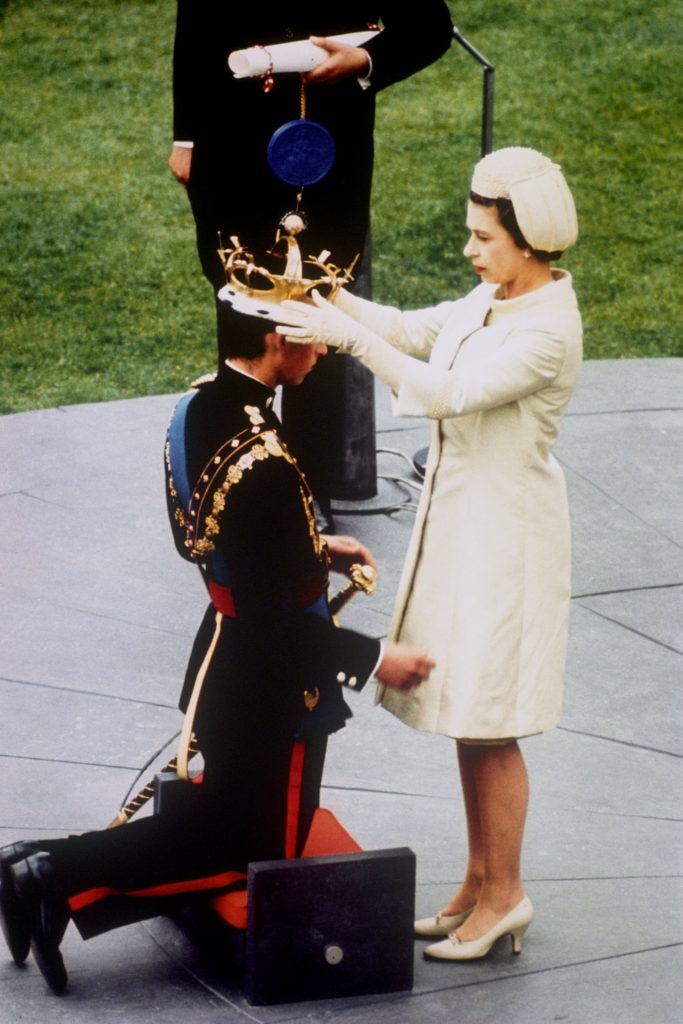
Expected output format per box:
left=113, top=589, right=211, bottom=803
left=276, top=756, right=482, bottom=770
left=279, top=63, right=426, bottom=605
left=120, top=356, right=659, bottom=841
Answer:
left=165, top=444, right=186, bottom=529
left=169, top=404, right=325, bottom=562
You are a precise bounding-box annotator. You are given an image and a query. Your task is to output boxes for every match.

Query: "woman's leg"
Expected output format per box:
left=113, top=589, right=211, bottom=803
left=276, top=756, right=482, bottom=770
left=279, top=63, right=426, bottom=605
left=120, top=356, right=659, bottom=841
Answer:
left=452, top=740, right=529, bottom=939
left=438, top=740, right=486, bottom=916
left=456, top=741, right=532, bottom=937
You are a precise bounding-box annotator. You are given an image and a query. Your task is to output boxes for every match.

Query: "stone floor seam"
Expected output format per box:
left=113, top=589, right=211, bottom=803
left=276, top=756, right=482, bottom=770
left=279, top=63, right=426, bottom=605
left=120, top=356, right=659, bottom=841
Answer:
left=1, top=675, right=178, bottom=710
left=411, top=943, right=683, bottom=996
left=556, top=726, right=682, bottom=759
left=559, top=458, right=682, bottom=548
left=572, top=603, right=683, bottom=655
left=573, top=581, right=682, bottom=599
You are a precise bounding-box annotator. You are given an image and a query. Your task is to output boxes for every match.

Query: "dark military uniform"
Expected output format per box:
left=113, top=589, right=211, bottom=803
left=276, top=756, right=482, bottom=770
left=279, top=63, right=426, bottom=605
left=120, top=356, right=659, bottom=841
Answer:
left=37, top=366, right=381, bottom=939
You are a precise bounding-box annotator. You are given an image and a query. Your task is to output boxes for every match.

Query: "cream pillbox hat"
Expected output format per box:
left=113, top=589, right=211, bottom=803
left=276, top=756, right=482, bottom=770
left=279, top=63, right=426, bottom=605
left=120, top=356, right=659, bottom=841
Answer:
left=471, top=146, right=578, bottom=254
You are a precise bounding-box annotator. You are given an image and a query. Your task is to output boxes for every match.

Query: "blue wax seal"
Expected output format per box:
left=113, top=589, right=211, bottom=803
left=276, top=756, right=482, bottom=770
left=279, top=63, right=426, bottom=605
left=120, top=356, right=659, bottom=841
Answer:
left=267, top=120, right=336, bottom=186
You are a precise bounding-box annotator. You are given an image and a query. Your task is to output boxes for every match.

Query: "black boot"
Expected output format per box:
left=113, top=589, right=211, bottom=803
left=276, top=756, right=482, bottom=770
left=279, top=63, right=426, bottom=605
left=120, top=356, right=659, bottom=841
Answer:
left=0, top=841, right=40, bottom=964
left=11, top=853, right=70, bottom=994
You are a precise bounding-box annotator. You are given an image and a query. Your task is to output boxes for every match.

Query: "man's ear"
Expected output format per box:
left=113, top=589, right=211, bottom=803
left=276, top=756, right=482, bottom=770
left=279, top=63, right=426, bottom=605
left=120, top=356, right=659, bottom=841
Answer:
left=264, top=330, right=286, bottom=352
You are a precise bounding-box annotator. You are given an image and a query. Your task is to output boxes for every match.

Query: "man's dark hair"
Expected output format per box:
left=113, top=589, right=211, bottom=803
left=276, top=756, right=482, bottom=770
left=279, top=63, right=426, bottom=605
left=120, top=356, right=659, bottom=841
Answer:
left=469, top=191, right=562, bottom=262
left=216, top=302, right=278, bottom=363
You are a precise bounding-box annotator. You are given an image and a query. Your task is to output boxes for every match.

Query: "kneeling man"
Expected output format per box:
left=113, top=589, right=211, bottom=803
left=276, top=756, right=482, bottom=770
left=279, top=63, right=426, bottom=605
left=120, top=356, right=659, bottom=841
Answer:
left=0, top=304, right=434, bottom=995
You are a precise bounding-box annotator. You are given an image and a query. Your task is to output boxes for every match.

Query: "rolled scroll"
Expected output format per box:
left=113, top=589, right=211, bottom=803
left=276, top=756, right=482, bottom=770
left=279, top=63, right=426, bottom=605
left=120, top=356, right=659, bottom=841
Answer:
left=228, top=30, right=379, bottom=79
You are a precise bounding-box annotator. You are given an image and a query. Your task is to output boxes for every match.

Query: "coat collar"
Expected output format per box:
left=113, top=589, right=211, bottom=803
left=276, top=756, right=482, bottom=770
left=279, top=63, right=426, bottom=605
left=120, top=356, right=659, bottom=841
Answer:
left=223, top=360, right=278, bottom=403
left=488, top=269, right=577, bottom=320
left=218, top=362, right=277, bottom=410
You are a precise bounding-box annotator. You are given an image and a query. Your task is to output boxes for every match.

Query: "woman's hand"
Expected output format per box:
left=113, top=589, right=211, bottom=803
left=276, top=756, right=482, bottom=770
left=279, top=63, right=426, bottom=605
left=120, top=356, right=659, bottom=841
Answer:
left=277, top=291, right=407, bottom=393
left=323, top=534, right=377, bottom=576
left=302, top=37, right=370, bottom=86
left=277, top=291, right=358, bottom=349
left=376, top=642, right=436, bottom=691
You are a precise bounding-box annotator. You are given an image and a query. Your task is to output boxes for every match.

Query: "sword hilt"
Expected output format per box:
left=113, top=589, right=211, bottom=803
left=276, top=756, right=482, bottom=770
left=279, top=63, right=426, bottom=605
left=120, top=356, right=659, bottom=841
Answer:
left=327, top=562, right=377, bottom=619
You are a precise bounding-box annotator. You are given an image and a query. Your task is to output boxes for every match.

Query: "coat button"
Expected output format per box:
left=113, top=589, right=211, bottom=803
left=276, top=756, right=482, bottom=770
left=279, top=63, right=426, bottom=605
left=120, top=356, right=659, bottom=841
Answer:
left=336, top=672, right=346, bottom=683
left=348, top=676, right=358, bottom=688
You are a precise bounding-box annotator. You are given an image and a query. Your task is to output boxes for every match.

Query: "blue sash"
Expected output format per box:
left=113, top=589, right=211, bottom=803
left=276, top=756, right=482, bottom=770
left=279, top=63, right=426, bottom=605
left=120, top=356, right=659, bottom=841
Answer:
left=167, top=392, right=195, bottom=513
left=168, top=392, right=232, bottom=585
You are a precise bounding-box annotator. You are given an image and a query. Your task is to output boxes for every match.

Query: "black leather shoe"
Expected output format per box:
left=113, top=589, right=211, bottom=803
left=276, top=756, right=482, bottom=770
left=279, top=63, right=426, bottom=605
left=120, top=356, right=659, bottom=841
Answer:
left=11, top=853, right=70, bottom=994
left=0, top=841, right=40, bottom=964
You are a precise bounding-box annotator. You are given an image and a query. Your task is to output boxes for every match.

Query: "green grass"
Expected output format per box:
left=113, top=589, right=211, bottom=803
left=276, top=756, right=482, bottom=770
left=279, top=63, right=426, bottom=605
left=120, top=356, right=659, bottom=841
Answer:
left=1, top=0, right=681, bottom=413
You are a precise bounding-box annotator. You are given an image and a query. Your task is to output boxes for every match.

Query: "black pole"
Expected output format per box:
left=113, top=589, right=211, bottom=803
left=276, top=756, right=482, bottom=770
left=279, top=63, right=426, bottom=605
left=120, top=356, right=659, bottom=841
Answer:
left=452, top=27, right=495, bottom=156
left=411, top=28, right=495, bottom=482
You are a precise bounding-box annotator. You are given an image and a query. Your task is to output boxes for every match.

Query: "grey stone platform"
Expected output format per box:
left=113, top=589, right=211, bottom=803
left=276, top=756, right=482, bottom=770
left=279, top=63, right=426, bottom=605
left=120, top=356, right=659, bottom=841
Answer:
left=0, top=359, right=681, bottom=1023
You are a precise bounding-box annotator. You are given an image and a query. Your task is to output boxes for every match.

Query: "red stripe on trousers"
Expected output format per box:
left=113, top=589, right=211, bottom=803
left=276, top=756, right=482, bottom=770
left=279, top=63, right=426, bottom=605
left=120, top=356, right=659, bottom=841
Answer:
left=68, top=869, right=247, bottom=913
left=68, top=740, right=308, bottom=913
left=285, top=739, right=306, bottom=860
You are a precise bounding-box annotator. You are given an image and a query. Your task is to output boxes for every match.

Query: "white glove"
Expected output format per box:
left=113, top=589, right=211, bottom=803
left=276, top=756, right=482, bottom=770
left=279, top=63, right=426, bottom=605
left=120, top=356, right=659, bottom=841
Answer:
left=277, top=291, right=408, bottom=392
left=333, top=289, right=406, bottom=344
left=277, top=291, right=362, bottom=350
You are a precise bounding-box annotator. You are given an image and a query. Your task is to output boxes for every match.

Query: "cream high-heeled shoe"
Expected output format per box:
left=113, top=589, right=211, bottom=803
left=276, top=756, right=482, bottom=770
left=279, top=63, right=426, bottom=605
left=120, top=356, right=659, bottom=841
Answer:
left=414, top=906, right=474, bottom=938
left=423, top=896, right=534, bottom=961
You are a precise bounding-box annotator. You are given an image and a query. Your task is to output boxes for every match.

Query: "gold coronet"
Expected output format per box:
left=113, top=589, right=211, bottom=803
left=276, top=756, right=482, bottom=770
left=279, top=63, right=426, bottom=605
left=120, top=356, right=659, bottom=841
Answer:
left=217, top=216, right=358, bottom=317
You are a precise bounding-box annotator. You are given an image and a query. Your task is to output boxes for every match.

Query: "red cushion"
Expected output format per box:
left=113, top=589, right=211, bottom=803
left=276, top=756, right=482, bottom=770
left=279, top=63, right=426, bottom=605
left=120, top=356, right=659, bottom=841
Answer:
left=209, top=809, right=361, bottom=929
left=210, top=885, right=248, bottom=930
left=301, top=808, right=362, bottom=857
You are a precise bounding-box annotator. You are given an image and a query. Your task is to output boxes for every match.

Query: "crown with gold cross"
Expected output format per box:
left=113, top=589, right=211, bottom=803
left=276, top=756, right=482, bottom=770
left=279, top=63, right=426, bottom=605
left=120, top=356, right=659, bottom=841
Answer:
left=216, top=212, right=358, bottom=322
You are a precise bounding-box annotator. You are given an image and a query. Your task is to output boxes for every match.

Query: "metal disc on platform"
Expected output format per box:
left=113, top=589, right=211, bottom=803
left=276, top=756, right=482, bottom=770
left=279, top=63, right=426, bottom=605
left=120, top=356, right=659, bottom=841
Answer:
left=267, top=120, right=336, bottom=186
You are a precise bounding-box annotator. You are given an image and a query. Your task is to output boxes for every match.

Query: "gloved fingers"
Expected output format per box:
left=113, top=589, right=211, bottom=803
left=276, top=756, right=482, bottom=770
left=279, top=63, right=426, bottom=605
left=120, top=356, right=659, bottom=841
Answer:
left=309, top=289, right=335, bottom=311
left=278, top=326, right=315, bottom=344
left=273, top=303, right=311, bottom=328
left=279, top=298, right=316, bottom=315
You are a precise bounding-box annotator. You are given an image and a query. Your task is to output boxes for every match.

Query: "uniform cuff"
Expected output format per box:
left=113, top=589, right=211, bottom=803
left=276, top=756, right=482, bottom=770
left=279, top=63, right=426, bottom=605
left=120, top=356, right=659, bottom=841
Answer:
left=335, top=640, right=383, bottom=692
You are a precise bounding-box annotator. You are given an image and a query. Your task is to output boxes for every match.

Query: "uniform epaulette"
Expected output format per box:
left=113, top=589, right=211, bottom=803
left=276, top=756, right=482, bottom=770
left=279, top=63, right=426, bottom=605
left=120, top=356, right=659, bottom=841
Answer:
left=190, top=371, right=218, bottom=388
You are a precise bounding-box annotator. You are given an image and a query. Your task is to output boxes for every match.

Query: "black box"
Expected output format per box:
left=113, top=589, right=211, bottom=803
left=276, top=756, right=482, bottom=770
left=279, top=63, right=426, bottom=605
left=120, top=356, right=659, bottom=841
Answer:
left=245, top=847, right=415, bottom=1004
left=154, top=772, right=416, bottom=1005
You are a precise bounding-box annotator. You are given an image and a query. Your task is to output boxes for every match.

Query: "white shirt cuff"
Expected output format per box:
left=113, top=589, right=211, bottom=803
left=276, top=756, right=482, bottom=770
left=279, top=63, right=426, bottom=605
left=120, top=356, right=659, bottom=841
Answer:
left=370, top=640, right=385, bottom=681
left=173, top=140, right=194, bottom=149
left=357, top=51, right=373, bottom=90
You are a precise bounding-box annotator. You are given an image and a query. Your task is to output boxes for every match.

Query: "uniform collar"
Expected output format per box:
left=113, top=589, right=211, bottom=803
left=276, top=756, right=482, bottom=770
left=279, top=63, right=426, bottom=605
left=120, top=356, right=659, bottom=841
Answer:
left=219, top=362, right=276, bottom=410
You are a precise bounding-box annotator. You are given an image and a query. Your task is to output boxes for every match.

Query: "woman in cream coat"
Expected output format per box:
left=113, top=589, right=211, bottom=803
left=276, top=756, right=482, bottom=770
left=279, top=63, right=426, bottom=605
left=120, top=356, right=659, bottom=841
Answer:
left=278, top=147, right=582, bottom=961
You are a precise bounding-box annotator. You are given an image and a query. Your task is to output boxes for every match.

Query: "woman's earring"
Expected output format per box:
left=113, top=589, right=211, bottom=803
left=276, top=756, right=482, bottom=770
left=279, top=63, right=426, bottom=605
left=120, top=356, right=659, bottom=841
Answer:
left=523, top=250, right=531, bottom=260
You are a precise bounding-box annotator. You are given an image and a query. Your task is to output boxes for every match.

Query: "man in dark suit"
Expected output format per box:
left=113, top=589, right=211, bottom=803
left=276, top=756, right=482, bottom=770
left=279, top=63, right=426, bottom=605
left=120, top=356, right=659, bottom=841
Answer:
left=0, top=307, right=434, bottom=995
left=169, top=4, right=453, bottom=526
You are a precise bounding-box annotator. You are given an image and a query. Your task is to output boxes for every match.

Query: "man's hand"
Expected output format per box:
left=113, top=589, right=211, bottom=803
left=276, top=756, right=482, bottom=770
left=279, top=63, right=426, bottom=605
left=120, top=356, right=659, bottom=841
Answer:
left=376, top=642, right=436, bottom=691
left=168, top=145, right=193, bottom=186
left=302, top=37, right=370, bottom=85
left=323, top=534, right=377, bottom=576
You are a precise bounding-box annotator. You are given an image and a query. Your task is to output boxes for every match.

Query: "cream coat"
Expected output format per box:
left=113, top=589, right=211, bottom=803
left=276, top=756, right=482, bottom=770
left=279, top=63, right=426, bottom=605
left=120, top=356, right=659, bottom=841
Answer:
left=370, top=272, right=583, bottom=738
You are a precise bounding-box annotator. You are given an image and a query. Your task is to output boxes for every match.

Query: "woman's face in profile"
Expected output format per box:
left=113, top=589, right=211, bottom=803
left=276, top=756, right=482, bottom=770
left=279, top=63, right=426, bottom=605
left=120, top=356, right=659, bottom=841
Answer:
left=462, top=201, right=527, bottom=291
